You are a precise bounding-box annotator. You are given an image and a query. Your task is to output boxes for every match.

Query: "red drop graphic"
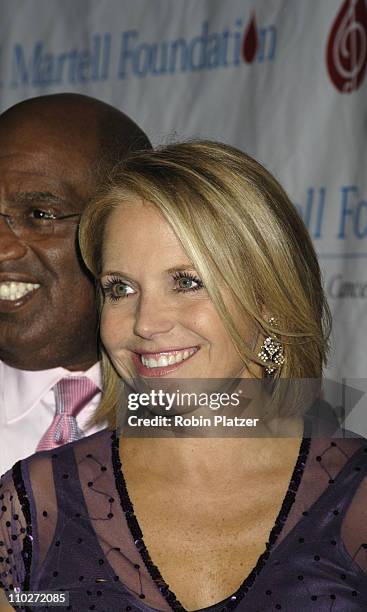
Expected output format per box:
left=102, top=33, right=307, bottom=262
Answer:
left=242, top=13, right=258, bottom=63
left=326, top=0, right=367, bottom=92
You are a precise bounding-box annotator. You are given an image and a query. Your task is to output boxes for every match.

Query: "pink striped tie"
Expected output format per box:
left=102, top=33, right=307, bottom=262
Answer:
left=36, top=377, right=99, bottom=451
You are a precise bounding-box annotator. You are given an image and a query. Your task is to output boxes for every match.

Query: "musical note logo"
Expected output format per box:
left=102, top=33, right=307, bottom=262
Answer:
left=326, top=0, right=367, bottom=92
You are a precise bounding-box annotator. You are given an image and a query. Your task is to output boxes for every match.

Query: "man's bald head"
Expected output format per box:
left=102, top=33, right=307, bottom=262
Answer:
left=0, top=93, right=151, bottom=183
left=0, top=94, right=151, bottom=371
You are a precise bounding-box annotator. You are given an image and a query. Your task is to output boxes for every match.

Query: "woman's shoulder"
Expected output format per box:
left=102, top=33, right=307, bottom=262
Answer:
left=27, top=427, right=115, bottom=464
left=5, top=427, right=115, bottom=478
left=309, top=430, right=367, bottom=457
left=0, top=427, right=116, bottom=528
left=306, top=431, right=367, bottom=489
left=0, top=428, right=118, bottom=592
left=328, top=434, right=367, bottom=573
left=0, top=462, right=30, bottom=592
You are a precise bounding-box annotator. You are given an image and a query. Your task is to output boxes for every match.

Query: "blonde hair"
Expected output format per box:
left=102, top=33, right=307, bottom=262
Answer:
left=79, top=140, right=331, bottom=427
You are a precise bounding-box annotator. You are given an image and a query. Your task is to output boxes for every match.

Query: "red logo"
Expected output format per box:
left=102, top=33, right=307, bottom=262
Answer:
left=242, top=13, right=259, bottom=63
left=326, top=0, right=367, bottom=93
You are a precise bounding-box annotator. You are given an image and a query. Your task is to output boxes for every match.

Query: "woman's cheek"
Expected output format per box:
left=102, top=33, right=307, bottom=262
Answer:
left=100, top=306, right=122, bottom=353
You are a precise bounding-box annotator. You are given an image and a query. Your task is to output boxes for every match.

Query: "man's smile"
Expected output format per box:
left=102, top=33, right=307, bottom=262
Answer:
left=0, top=274, right=41, bottom=312
left=0, top=281, right=40, bottom=301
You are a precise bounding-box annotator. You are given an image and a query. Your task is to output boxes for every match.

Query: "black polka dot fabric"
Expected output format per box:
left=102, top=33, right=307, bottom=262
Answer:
left=1, top=428, right=367, bottom=611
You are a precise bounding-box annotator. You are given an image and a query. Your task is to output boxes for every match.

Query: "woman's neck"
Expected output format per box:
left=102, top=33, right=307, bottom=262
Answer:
left=119, top=416, right=304, bottom=489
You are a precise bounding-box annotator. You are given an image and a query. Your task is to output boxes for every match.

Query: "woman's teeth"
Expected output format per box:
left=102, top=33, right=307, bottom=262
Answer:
left=0, top=282, right=40, bottom=301
left=140, top=348, right=197, bottom=369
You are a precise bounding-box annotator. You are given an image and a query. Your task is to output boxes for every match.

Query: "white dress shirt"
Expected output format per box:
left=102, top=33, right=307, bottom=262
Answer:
left=0, top=360, right=105, bottom=476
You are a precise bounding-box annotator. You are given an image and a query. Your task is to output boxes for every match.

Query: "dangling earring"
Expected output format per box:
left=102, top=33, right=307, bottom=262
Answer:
left=258, top=316, right=285, bottom=375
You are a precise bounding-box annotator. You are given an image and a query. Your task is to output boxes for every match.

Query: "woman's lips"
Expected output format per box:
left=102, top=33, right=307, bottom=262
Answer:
left=132, top=347, right=199, bottom=377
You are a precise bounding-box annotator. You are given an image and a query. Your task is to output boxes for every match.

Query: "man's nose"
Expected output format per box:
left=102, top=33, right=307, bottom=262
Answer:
left=0, top=218, right=28, bottom=262
left=133, top=292, right=175, bottom=339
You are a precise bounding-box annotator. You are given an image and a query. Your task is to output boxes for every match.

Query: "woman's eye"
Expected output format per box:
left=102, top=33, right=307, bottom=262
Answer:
left=114, top=283, right=133, bottom=297
left=177, top=277, right=196, bottom=290
left=102, top=279, right=135, bottom=301
left=173, top=273, right=204, bottom=293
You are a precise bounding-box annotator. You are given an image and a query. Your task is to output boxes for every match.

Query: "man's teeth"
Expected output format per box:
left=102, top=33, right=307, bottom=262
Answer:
left=0, top=282, right=40, bottom=301
left=141, top=348, right=197, bottom=369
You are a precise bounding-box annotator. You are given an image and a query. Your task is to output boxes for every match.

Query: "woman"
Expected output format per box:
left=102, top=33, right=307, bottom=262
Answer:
left=1, top=141, right=367, bottom=611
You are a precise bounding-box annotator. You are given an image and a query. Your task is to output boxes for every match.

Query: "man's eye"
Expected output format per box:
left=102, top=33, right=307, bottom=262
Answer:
left=29, top=208, right=56, bottom=221
left=102, top=278, right=135, bottom=302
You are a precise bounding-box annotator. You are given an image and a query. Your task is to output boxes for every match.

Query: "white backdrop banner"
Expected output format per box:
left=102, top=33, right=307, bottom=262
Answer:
left=0, top=0, right=366, bottom=416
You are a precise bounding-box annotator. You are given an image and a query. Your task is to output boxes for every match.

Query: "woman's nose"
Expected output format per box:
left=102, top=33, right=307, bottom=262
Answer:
left=133, top=292, right=175, bottom=339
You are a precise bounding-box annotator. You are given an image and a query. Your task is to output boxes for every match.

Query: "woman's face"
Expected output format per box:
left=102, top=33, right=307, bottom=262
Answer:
left=100, top=200, right=258, bottom=383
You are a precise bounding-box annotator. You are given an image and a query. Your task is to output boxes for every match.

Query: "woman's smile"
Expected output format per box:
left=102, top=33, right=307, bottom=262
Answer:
left=131, top=346, right=200, bottom=377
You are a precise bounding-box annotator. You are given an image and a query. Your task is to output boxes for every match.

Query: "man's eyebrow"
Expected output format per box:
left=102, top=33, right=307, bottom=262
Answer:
left=10, top=191, right=65, bottom=204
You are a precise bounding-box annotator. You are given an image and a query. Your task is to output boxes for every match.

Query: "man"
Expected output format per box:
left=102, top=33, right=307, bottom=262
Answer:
left=0, top=93, right=151, bottom=475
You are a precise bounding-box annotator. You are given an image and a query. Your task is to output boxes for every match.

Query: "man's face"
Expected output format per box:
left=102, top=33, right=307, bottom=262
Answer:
left=0, top=120, right=98, bottom=370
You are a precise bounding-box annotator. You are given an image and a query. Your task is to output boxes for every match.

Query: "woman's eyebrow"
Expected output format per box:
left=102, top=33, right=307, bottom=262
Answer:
left=100, top=270, right=127, bottom=279
left=166, top=264, right=196, bottom=273
left=100, top=265, right=197, bottom=279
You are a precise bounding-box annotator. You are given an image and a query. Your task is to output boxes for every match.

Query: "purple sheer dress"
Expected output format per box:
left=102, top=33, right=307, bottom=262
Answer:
left=1, top=426, right=367, bottom=611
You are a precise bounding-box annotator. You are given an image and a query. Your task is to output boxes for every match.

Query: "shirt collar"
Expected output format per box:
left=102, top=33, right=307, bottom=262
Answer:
left=1, top=360, right=102, bottom=424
